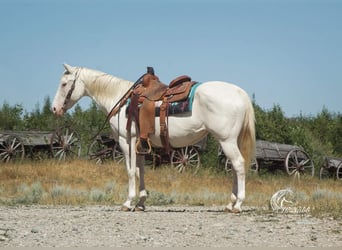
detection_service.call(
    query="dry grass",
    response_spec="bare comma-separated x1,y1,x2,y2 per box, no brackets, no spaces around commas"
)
1,160,341,218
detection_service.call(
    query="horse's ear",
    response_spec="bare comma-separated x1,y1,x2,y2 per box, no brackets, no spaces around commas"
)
63,63,76,74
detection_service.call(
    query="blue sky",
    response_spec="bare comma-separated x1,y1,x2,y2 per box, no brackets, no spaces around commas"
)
0,0,341,117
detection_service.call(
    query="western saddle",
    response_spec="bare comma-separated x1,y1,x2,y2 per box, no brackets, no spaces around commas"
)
109,67,195,155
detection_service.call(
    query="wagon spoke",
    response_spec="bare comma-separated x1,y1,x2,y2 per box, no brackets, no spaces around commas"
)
4,155,10,162
291,152,299,164
0,151,8,162
66,132,74,144
0,135,25,163
171,146,200,175
50,126,81,161
11,138,19,149
55,148,66,161
113,143,124,164
285,149,314,177
300,159,310,166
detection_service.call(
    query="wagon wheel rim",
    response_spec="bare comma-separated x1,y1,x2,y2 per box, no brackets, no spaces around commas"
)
217,154,228,171
250,158,259,172
217,146,231,174
0,135,25,163
285,149,314,177
112,142,124,164
51,127,81,161
319,167,332,180
224,159,232,174
336,162,342,181
171,146,200,175
88,137,112,164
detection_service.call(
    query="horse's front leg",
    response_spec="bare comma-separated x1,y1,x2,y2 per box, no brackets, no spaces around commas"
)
134,154,147,211
120,138,137,211
121,155,137,211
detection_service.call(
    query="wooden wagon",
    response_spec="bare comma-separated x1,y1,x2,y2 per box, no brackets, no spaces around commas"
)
88,134,207,174
319,156,342,180
87,134,124,165
218,140,314,177
0,126,81,163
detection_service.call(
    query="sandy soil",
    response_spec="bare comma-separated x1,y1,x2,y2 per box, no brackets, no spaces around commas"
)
1,205,342,247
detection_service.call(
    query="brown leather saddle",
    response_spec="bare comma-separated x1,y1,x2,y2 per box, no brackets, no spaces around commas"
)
133,75,194,102
107,68,195,154
131,73,195,153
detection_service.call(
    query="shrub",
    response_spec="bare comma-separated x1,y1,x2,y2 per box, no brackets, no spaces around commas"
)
15,182,45,204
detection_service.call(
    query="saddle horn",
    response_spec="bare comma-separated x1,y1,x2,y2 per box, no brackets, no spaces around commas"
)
147,66,154,75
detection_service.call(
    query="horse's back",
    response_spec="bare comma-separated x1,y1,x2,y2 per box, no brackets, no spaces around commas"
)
195,81,251,111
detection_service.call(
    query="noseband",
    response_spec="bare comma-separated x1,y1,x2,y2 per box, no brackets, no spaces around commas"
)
62,71,79,112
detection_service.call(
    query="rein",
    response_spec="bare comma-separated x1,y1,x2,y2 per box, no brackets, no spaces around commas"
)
90,72,147,141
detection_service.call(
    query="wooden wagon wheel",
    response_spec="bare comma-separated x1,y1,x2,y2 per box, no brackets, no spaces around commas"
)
88,136,114,164
28,145,52,161
218,156,229,172
50,126,81,161
112,142,124,164
0,135,25,163
336,162,342,181
319,166,333,180
217,146,232,173
250,158,259,172
144,148,162,169
221,158,259,174
171,145,200,174
217,146,258,174
285,149,314,177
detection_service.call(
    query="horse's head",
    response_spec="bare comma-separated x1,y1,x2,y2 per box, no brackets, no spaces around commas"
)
52,64,85,116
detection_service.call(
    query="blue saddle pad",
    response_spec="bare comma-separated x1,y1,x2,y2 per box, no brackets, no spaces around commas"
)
156,81,202,116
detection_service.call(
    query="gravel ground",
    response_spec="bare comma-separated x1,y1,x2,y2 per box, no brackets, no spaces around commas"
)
1,205,342,247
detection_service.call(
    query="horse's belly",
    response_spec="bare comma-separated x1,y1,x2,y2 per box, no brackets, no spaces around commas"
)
150,115,207,148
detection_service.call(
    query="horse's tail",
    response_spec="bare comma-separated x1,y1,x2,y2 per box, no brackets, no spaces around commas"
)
238,97,256,170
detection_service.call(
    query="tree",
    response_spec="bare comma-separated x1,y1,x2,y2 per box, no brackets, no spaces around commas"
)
0,102,24,130
254,103,290,144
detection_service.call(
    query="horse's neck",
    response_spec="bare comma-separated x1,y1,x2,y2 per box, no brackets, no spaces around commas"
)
80,68,133,114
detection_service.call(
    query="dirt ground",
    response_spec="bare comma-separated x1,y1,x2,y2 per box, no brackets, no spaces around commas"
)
1,205,342,247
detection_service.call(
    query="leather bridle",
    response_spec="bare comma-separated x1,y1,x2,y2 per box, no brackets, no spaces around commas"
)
62,70,79,112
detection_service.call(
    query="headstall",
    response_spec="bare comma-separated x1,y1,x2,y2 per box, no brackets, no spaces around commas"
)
62,70,79,112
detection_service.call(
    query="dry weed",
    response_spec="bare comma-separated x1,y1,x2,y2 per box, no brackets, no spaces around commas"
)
0,160,341,218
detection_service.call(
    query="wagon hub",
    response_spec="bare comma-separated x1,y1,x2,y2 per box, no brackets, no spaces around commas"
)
295,162,305,173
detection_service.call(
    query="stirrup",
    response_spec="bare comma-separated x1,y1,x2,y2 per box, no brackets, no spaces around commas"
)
136,138,152,155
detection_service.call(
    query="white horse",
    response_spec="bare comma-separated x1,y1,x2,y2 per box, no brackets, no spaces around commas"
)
52,64,255,212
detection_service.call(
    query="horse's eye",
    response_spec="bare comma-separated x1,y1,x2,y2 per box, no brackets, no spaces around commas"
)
62,83,67,87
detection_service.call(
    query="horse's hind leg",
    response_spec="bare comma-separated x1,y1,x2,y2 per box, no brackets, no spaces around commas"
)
220,140,246,213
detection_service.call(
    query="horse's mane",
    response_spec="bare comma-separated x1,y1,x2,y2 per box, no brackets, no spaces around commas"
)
80,67,133,102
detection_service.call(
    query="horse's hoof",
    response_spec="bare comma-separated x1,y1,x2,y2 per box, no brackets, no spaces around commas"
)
133,205,145,212
224,207,242,213
120,205,132,212
231,208,242,213
223,207,231,213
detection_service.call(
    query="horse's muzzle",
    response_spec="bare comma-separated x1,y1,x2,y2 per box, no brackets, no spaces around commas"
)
52,106,64,116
